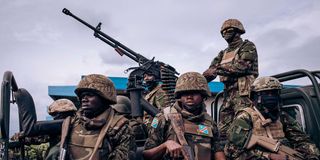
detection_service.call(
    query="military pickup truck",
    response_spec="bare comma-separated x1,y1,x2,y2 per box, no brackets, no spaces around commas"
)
1,69,319,159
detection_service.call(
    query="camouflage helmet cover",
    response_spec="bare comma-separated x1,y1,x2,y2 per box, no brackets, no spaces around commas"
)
251,76,282,92
75,74,117,104
220,19,245,34
174,72,211,98
48,99,77,115
112,95,131,114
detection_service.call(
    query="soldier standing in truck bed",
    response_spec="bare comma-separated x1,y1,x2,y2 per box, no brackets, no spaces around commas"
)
203,19,259,146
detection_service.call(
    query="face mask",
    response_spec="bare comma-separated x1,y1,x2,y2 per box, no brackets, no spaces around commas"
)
254,92,281,122
261,107,280,122
258,95,280,121
261,95,280,110
223,32,236,43
143,80,155,88
183,104,202,113
222,28,238,43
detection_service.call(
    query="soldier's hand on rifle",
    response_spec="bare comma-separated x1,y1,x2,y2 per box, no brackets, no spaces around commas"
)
164,140,183,158
268,153,289,160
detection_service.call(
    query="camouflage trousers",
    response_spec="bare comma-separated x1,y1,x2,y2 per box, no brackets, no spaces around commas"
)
218,89,251,147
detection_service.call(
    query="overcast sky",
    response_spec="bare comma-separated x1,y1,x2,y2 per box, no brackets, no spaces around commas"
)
1,0,320,134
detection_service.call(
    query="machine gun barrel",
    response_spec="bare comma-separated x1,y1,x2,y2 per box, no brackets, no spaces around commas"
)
62,8,149,64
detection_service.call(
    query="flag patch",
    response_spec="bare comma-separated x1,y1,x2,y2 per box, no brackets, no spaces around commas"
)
151,118,159,128
198,124,209,135
144,119,149,125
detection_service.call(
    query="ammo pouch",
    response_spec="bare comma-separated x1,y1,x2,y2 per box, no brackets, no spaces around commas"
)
238,75,255,96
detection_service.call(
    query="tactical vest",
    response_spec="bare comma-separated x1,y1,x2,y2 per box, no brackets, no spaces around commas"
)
163,107,214,160
144,84,166,126
219,40,255,96
66,109,127,160
145,84,167,110
243,107,285,139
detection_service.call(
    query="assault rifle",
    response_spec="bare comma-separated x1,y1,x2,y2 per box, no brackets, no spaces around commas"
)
245,134,304,160
62,8,178,117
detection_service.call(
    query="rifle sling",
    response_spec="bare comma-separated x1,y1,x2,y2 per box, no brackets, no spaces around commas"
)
60,116,71,150
167,113,188,145
252,106,274,139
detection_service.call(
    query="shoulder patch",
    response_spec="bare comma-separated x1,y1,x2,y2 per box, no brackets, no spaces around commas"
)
197,124,209,135
151,117,159,128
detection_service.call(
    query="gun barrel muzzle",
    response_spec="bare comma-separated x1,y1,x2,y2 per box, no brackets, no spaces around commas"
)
62,8,71,15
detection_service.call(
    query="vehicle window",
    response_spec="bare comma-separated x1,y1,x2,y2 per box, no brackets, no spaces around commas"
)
281,104,306,132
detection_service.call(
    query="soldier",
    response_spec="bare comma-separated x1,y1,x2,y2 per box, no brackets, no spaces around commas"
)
51,74,134,160
112,95,148,141
203,19,259,144
45,99,77,159
48,98,77,120
10,99,77,159
225,76,320,159
143,70,169,127
143,72,226,160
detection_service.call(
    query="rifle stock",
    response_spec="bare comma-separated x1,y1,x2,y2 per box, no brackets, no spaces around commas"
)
245,134,304,160
181,145,195,160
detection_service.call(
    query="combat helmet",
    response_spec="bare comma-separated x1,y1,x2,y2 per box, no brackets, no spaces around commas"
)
112,95,131,114
174,72,211,98
75,74,117,104
251,76,282,93
220,19,245,34
48,98,77,116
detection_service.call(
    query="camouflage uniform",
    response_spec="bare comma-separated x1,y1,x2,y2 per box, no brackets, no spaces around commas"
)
203,19,258,143
112,95,148,141
225,108,320,159
144,72,223,160
144,79,170,128
225,77,320,159
50,74,134,160
145,84,168,111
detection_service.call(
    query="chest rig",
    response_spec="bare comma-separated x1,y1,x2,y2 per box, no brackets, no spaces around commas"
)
219,47,240,83
243,107,285,139
164,107,214,160
68,123,111,160
62,109,126,160
219,40,255,96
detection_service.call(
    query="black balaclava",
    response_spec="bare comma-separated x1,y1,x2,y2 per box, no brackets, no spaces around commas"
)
253,90,281,122
222,28,241,44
